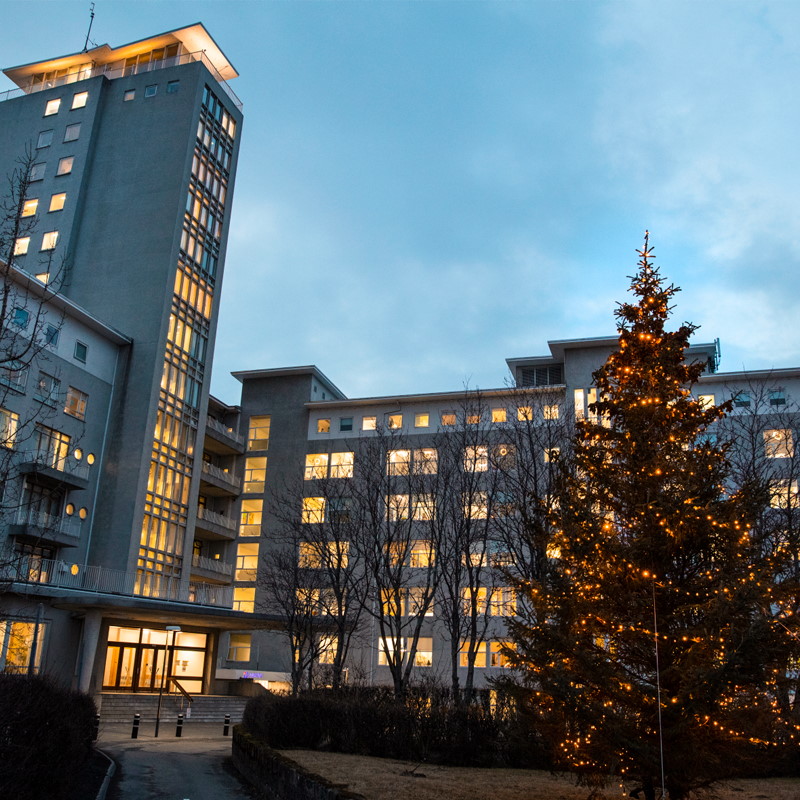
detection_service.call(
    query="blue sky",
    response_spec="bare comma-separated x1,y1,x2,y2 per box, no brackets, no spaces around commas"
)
2,1,799,405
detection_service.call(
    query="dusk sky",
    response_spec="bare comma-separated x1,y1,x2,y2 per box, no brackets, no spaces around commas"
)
2,1,799,405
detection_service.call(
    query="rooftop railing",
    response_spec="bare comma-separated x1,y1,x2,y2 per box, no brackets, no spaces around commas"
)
0,50,242,110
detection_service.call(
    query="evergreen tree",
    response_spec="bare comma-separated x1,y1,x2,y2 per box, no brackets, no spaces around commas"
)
506,235,800,799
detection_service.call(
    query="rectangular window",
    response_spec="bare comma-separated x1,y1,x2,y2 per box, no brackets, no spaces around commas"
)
409,540,434,568
167,80,180,94
733,391,750,408
441,412,456,426
771,391,787,406
464,445,489,472
0,408,20,449
239,499,263,536
233,587,255,613
36,130,53,148
573,389,585,420
227,633,251,661
467,413,481,425
41,230,58,250
71,91,88,109
460,641,487,668
698,394,715,409
362,416,376,431
13,237,29,256
63,123,81,142
412,493,436,521
517,406,533,421
244,457,267,493
317,418,330,434
543,404,560,420
339,417,353,432
765,429,794,459
388,414,403,429
12,307,29,328
1,619,47,674
488,587,517,616
330,452,354,478
414,637,433,667
415,413,429,428
123,89,135,102
298,540,348,568
387,449,410,475
44,98,61,116
64,386,88,420
413,448,437,475
247,416,271,450
49,193,66,212
145,84,158,98
544,447,560,463
771,480,799,509
305,454,328,480
491,408,506,423
318,634,337,664
44,324,59,347
493,443,516,470
490,641,513,668
35,371,60,404
74,341,88,362
0,364,27,392
235,542,259,582
301,497,325,524
464,492,488,520
30,163,45,181
387,494,410,521
21,199,38,217
56,156,74,176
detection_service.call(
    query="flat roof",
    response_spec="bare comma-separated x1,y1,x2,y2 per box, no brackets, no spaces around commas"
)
4,22,238,88
233,365,347,400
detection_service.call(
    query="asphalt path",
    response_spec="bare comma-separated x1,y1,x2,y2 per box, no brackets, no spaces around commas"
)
99,722,256,800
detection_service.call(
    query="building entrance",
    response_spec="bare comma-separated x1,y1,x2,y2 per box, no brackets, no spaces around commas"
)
102,626,207,692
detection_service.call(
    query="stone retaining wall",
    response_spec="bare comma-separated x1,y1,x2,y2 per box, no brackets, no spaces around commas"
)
231,727,367,800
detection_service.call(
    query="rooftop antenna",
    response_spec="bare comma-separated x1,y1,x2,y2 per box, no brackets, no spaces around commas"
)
82,2,96,53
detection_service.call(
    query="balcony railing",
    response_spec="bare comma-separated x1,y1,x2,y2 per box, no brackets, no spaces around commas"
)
0,50,243,110
197,507,237,531
206,416,244,446
1,555,234,608
15,509,81,539
201,461,242,489
20,449,90,481
191,553,233,577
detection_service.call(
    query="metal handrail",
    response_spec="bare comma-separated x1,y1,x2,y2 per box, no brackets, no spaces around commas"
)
206,416,244,445
201,461,242,489
191,552,233,576
197,507,237,531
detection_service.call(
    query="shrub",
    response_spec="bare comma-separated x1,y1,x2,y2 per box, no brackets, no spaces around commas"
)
0,674,97,800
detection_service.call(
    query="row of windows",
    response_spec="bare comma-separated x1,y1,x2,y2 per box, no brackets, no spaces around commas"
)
316,404,560,434
43,91,88,116
28,155,74,183
36,122,81,149
377,638,512,669
0,368,88,420
123,80,180,102
14,228,60,255
21,192,68,217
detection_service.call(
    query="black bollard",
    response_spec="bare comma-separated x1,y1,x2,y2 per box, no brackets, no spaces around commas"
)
92,713,100,742
131,713,140,739
223,713,230,737
176,713,184,738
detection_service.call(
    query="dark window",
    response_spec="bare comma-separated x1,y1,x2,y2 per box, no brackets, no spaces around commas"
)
339,417,353,432
74,341,88,363
144,85,157,98
167,80,180,94
123,89,135,102
36,130,53,148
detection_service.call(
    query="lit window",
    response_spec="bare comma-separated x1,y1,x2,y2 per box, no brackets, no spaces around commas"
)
459,641,487,668
13,237,30,256
543,404,560,420
463,492,488,520
65,503,75,515
413,448,437,475
71,91,88,109
35,371,59,404
317,418,330,434
362,416,376,431
227,633,251,661
489,587,516,616
697,394,715,409
412,494,436,521
464,445,489,472
167,80,180,94
64,123,81,142
388,414,402,429
56,156,74,175
0,408,19,449
771,480,799,509
441,412,456,426
0,619,47,673
299,540,348,568
247,415,270,450
301,497,325,524
415,637,433,666
73,448,82,460
467,413,481,425
517,406,533,421
123,89,135,102
330,452,354,478
239,499,263,536
145,84,158,98
318,635,337,664
44,98,61,116
235,542,259,581
74,341,88,362
544,447,560,463
765,429,794,459
12,308,29,328
49,193,66,212
409,540,434,567
492,444,515,470
44,324,59,347
36,130,53,148
35,272,50,285
574,389,585,419
305,453,329,480
30,163,45,181
87,453,95,464
771,391,787,406
491,408,506,423
21,199,38,217
387,449,410,475
339,417,353,432
64,386,88,420
78,507,87,520
41,230,58,250
461,586,489,615
415,413,429,428
406,587,433,617
244,457,267,492
387,494,410,521
490,641,513,668
233,587,255,613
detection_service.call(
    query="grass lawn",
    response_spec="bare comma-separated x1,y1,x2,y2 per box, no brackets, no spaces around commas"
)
283,749,800,800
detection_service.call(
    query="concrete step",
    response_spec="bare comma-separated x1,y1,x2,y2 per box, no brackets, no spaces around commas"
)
98,693,249,723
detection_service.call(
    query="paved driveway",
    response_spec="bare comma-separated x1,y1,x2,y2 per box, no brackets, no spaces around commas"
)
99,722,256,800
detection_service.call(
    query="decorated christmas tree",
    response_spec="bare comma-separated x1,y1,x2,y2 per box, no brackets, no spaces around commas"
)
506,235,800,799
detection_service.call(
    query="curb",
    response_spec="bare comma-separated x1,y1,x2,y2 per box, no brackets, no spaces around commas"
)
94,748,117,800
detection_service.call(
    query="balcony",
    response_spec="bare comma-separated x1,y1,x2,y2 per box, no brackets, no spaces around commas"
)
195,507,237,541
0,50,242,110
205,416,245,455
19,449,90,490
1,555,234,608
200,461,241,497
190,553,233,582
10,509,81,547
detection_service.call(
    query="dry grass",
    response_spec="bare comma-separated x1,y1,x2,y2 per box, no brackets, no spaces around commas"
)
282,749,800,800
